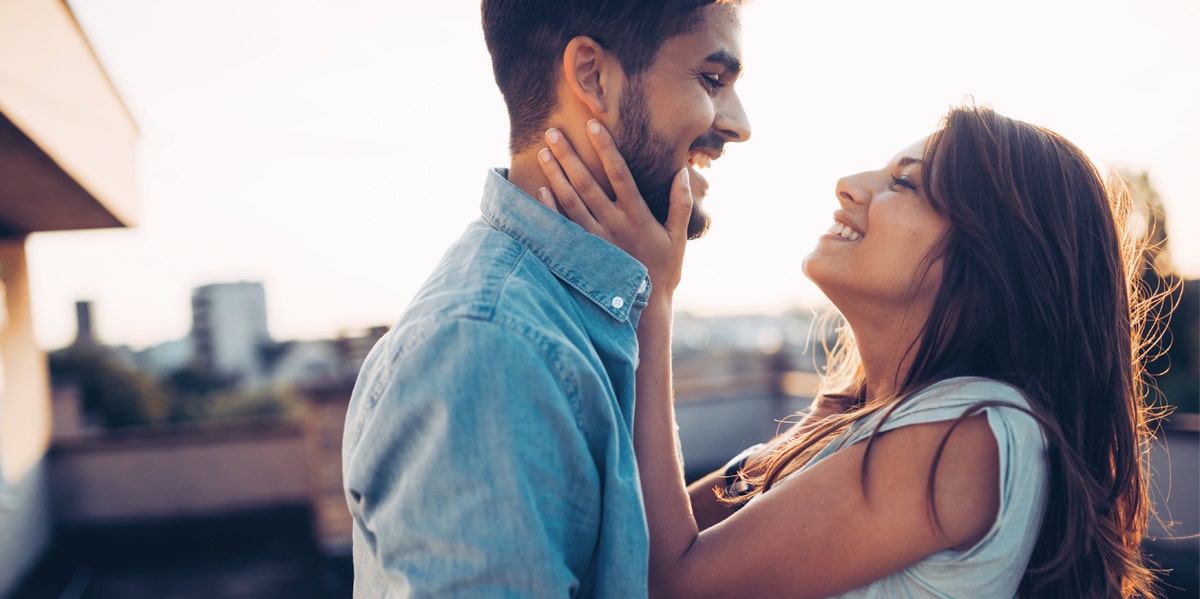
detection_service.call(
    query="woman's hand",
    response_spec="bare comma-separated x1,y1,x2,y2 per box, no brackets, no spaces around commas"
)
535,119,693,299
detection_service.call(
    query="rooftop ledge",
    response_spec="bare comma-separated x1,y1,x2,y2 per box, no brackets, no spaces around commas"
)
0,0,139,236
1165,411,1200,433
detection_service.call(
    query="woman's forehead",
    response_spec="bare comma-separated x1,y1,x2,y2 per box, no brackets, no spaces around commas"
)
890,136,929,166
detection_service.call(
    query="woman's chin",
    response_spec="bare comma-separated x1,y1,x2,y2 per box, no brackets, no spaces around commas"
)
800,252,816,281
800,249,831,284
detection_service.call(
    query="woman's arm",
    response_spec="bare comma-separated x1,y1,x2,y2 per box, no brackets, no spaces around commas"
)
535,123,699,591
535,122,1002,598
688,399,855,532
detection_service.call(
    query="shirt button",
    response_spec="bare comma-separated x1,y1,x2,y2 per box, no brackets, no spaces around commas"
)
611,296,625,309
638,278,648,294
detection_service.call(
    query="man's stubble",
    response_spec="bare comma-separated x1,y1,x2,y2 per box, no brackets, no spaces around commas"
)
615,77,711,240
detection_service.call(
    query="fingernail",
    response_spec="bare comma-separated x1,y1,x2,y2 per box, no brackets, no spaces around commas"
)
680,167,690,189
546,128,561,144
587,120,600,135
539,187,552,202
539,148,552,163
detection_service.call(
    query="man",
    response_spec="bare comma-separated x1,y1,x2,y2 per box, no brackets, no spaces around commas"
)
342,1,750,596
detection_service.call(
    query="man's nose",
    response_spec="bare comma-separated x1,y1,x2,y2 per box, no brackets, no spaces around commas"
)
714,91,751,143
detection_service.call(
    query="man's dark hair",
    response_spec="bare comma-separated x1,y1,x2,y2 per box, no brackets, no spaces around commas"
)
482,0,733,153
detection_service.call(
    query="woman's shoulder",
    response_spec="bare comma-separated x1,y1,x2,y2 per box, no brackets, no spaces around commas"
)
829,376,1044,455
825,378,1050,596
881,376,1034,427
914,375,1030,405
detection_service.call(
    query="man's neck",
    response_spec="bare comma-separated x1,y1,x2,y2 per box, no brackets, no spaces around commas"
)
503,119,616,204
506,151,555,202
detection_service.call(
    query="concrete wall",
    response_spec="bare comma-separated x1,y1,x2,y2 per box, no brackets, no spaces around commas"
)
0,461,52,596
0,240,50,488
0,240,53,597
49,423,309,524
0,2,139,593
299,383,354,553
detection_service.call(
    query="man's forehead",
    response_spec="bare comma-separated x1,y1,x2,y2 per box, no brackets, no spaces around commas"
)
660,4,743,67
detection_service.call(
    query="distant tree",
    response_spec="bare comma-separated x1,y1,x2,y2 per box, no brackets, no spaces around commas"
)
162,363,299,424
162,364,238,423
48,344,169,427
193,386,301,422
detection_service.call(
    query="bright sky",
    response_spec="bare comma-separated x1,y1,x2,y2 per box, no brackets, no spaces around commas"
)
29,0,1200,350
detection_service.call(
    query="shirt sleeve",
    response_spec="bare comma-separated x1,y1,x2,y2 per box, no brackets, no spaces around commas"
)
343,317,598,598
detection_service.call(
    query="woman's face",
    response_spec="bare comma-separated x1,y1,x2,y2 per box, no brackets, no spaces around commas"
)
802,137,950,314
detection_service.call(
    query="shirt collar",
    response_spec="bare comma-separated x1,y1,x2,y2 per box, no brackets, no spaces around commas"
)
481,168,650,322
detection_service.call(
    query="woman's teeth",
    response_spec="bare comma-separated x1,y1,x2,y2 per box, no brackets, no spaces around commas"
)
828,221,863,241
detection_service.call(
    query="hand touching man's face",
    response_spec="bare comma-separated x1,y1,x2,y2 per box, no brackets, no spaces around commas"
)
612,3,751,240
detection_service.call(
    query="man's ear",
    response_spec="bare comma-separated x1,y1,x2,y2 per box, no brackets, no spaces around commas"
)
562,36,622,116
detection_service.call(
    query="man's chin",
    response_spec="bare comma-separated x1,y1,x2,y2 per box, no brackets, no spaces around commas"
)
685,166,711,240
686,207,711,240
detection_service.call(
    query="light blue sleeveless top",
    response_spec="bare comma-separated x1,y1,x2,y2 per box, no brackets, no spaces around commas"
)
798,377,1049,598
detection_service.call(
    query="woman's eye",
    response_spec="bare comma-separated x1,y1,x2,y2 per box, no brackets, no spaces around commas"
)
890,175,918,192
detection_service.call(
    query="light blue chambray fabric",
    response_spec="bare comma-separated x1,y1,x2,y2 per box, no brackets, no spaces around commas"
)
343,169,652,598
808,377,1049,599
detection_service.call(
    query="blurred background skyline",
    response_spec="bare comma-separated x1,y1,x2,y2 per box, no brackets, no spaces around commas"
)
29,0,1200,350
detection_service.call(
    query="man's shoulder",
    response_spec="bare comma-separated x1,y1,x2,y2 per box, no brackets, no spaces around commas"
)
403,222,582,332
347,310,579,434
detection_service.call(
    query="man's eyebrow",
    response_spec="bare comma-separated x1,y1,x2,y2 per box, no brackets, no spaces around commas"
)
705,49,742,75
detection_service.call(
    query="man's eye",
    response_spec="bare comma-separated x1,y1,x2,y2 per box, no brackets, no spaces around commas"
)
700,73,724,90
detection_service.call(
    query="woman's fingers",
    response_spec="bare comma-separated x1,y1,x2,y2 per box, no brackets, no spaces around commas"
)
583,120,655,223
535,122,688,296
666,167,694,242
581,119,690,244
534,185,558,213
537,143,602,235
543,128,620,226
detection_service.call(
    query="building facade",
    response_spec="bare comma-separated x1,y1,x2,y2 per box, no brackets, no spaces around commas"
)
190,281,272,384
0,0,139,593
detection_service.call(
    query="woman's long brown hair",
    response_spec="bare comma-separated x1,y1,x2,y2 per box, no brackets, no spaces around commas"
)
728,104,1165,597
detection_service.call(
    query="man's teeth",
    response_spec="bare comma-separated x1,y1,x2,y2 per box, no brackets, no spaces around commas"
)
689,153,712,169
828,222,863,241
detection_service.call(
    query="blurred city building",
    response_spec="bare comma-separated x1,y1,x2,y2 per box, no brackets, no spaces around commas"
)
0,0,139,594
127,281,373,390
190,282,273,385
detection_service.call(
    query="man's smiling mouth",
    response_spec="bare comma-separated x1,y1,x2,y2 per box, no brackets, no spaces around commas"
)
688,147,722,169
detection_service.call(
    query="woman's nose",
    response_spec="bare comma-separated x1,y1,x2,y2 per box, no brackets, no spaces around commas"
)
835,173,871,205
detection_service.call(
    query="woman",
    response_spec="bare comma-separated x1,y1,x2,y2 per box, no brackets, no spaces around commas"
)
535,104,1161,597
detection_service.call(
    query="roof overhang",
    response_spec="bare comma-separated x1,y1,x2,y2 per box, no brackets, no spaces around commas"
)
0,0,140,236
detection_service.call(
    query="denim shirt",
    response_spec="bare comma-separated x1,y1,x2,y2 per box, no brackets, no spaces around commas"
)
343,169,652,598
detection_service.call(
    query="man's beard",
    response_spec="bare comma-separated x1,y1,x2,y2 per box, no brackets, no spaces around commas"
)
615,79,713,240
